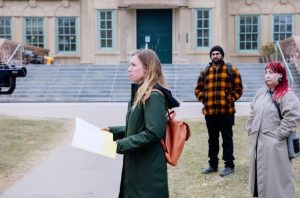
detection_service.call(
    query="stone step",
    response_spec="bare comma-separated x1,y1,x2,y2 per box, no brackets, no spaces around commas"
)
1,63,299,103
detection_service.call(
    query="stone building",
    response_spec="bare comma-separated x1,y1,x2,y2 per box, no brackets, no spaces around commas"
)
0,0,299,64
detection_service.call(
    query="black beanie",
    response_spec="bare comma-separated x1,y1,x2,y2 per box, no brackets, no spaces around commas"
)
210,45,224,57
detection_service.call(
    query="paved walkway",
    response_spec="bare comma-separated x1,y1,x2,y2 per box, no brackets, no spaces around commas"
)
0,102,250,198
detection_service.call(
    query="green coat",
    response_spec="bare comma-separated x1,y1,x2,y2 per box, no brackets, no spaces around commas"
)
109,90,169,198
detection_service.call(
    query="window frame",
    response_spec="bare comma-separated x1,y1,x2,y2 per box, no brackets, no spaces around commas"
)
23,17,45,48
194,8,211,49
272,14,294,42
237,14,260,52
56,17,78,54
97,9,115,50
0,17,12,40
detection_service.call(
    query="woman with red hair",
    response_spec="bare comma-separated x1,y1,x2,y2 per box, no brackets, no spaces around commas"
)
246,61,300,197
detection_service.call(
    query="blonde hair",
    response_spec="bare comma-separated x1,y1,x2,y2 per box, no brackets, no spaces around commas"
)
131,49,168,109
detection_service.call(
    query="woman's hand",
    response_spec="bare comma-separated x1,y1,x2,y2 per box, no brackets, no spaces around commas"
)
101,128,110,132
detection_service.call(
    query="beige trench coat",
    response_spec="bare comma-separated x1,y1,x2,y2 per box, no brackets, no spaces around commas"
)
246,86,300,198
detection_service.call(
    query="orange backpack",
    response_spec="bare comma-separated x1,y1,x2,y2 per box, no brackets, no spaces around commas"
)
160,110,191,166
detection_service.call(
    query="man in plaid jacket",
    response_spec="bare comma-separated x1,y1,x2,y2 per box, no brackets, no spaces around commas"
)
195,45,243,177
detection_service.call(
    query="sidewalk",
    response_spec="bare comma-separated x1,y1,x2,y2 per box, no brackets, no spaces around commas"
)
0,102,250,198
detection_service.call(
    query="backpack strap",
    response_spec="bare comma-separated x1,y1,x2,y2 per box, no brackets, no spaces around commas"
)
201,64,210,92
152,88,171,119
268,91,283,119
202,64,210,80
226,64,233,91
269,92,283,120
226,64,233,81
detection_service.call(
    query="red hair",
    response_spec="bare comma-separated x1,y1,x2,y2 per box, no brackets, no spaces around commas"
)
265,61,289,100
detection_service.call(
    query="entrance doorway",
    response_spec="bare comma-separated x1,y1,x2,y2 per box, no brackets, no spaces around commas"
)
137,9,172,64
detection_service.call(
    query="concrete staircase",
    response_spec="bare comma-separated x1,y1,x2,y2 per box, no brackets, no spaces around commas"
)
0,63,299,102
289,63,300,97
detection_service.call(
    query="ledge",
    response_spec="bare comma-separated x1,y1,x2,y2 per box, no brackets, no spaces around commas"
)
95,51,120,55
118,0,188,8
53,54,80,58
230,52,260,57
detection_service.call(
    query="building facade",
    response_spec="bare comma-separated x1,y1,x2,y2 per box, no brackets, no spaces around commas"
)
0,0,299,64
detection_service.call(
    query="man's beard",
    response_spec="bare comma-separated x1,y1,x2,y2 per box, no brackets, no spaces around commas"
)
212,58,223,65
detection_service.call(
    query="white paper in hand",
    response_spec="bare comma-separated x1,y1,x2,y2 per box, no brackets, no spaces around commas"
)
71,117,117,159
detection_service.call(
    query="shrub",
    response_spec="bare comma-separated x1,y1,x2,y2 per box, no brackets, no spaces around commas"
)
260,42,275,57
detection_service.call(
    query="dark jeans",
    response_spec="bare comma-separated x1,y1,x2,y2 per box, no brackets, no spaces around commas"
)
205,114,235,169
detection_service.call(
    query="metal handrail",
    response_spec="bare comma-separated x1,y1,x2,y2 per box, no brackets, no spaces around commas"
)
276,41,294,85
6,43,22,66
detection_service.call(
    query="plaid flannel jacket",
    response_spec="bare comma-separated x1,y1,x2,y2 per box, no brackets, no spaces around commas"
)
195,63,243,115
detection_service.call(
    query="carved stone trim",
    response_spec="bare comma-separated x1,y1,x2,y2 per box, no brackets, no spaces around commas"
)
245,0,254,6
118,0,187,8
29,0,37,8
62,0,70,8
280,0,288,4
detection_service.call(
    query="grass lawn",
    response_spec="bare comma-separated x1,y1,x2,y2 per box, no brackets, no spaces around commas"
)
168,116,300,198
0,114,74,191
0,114,299,197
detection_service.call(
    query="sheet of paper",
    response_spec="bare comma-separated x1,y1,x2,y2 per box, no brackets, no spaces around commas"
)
71,117,117,159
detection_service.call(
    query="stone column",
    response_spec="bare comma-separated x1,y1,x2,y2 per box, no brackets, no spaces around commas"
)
260,14,270,44
297,14,300,35
178,6,188,63
13,17,22,43
80,0,93,63
118,7,128,63
215,0,230,60
47,16,56,56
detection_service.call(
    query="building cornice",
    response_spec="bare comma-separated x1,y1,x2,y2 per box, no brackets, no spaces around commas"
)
29,0,37,8
118,0,188,8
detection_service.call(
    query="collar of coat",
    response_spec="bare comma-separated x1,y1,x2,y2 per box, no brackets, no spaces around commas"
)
130,83,180,109
209,60,225,67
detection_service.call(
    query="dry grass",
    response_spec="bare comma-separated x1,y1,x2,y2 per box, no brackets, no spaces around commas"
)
0,114,74,191
0,115,299,197
168,116,300,198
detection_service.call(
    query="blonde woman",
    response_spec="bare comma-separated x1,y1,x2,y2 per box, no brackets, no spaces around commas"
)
103,49,179,198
